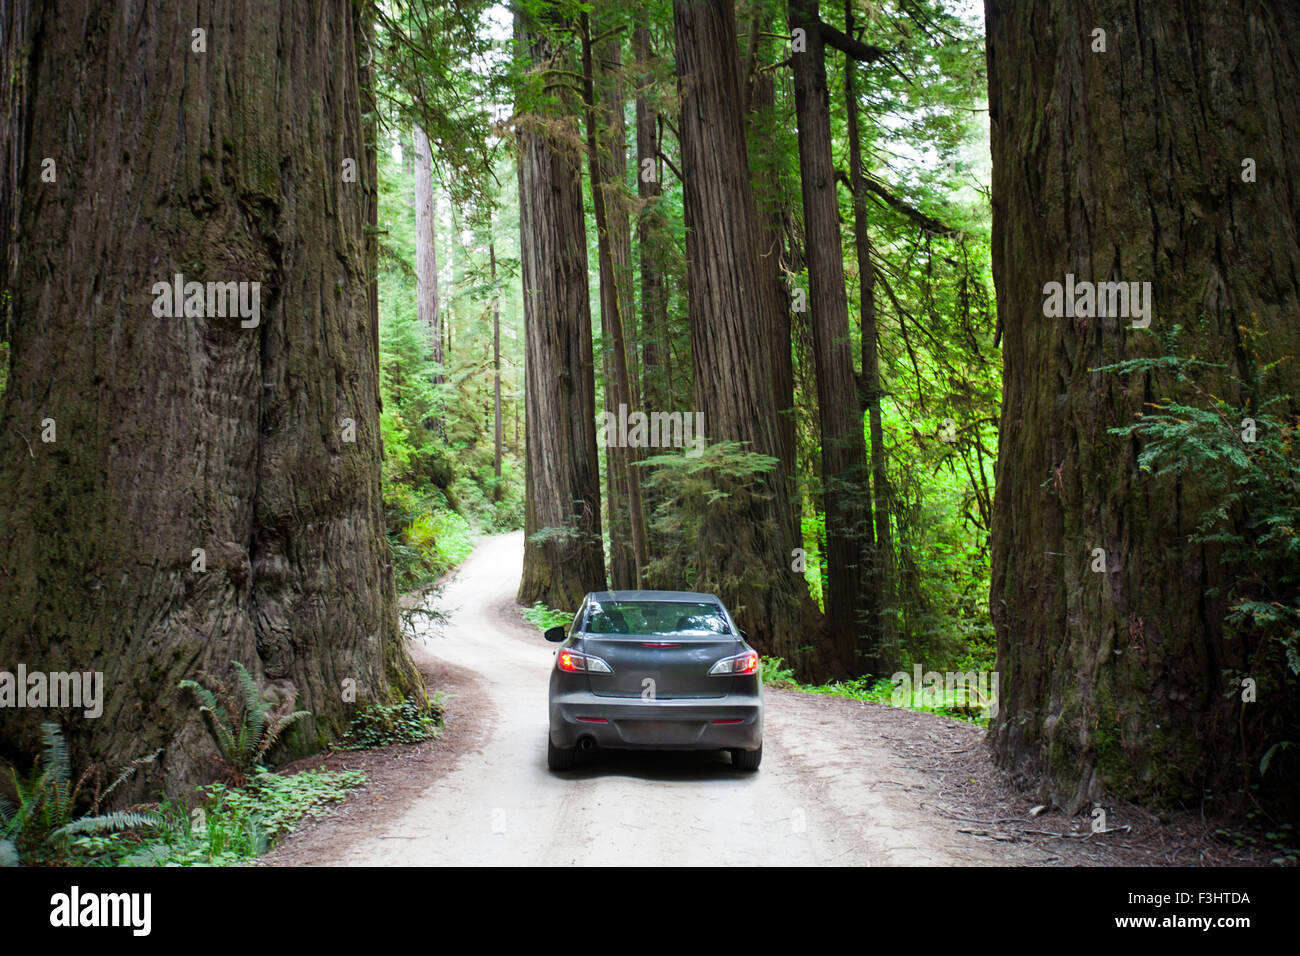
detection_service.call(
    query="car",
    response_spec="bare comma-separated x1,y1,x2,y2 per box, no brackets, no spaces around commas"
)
543,590,763,772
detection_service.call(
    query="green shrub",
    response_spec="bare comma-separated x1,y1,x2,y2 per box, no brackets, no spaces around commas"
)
65,768,367,867
523,602,573,633
332,695,445,750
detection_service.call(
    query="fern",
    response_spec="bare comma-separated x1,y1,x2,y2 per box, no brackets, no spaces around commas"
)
1097,324,1300,785
0,723,160,864
52,811,160,841
180,661,313,784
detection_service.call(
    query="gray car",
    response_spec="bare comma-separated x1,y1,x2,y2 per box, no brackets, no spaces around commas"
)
544,590,763,772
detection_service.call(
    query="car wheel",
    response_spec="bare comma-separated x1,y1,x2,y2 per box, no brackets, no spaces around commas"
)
547,735,577,771
730,744,762,771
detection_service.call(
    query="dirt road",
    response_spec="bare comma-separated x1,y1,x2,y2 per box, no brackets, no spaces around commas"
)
277,532,1050,867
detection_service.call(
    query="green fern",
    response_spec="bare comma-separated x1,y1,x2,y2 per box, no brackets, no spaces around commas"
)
0,723,160,865
52,811,160,842
180,661,312,784
1097,323,1300,786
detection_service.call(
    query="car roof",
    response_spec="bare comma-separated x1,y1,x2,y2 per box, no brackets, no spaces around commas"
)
585,590,722,604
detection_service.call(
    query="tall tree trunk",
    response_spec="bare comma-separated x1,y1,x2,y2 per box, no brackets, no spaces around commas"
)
633,25,676,583
515,3,608,611
491,240,502,482
789,0,875,675
749,69,800,546
987,0,1300,811
673,0,824,678
842,0,894,662
413,125,443,388
0,0,419,791
582,11,649,589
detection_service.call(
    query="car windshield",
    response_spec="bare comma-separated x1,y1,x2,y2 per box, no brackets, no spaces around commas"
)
584,600,731,635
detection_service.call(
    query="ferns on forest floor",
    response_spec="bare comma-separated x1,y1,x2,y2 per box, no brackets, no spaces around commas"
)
179,661,310,787
0,722,160,866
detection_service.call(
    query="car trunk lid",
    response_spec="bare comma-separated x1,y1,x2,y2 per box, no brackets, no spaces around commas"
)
581,633,738,699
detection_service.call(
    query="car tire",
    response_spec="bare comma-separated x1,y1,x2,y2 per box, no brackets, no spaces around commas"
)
730,744,762,771
548,735,577,771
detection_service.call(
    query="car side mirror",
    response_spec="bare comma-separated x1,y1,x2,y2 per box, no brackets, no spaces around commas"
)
544,626,567,643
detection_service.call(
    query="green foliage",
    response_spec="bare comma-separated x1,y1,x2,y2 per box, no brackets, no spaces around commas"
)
639,442,781,589
0,722,160,866
207,770,367,843
807,674,989,724
367,0,504,219
523,601,573,632
332,696,445,750
63,768,366,867
761,657,991,724
1097,326,1300,789
375,136,523,594
178,661,310,786
1214,817,1298,866
386,488,476,592
759,656,797,688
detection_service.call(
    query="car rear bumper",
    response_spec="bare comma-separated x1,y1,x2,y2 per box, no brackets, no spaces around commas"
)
549,690,763,751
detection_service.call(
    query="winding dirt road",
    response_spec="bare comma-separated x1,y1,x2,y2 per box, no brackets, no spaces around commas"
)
278,532,1056,866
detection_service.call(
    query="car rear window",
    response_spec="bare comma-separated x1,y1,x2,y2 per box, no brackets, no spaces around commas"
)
584,600,731,635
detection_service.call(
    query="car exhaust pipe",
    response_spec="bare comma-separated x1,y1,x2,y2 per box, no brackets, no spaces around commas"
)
577,736,596,752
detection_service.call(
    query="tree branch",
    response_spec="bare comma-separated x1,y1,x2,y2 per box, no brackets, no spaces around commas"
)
818,21,888,64
842,168,966,239
657,149,683,185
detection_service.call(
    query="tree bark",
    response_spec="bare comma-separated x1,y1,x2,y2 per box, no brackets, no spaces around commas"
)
0,0,420,791
749,70,800,546
582,11,649,589
789,0,875,676
633,24,675,581
842,0,895,661
515,3,608,611
673,0,823,677
987,0,1300,810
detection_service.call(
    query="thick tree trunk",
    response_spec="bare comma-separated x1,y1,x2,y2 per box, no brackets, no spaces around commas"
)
0,0,420,791
987,0,1300,810
515,4,608,611
789,0,875,676
413,125,443,388
673,0,823,678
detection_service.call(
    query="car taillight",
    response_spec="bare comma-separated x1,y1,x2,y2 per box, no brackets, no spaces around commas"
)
709,650,759,676
556,649,612,674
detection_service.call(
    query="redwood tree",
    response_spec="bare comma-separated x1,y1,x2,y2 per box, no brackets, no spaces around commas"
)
673,0,822,676
788,0,877,675
582,10,649,589
515,2,608,611
0,0,419,791
987,0,1300,810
